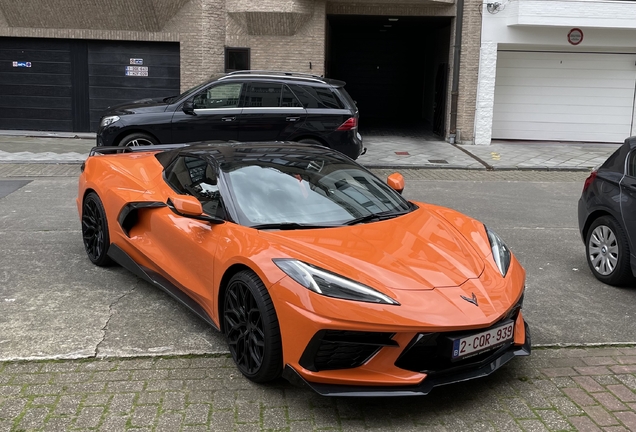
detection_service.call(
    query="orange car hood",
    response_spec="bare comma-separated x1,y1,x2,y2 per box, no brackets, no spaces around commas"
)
259,207,485,290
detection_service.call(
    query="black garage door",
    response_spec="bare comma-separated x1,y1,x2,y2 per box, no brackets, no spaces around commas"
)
0,37,180,133
0,38,73,131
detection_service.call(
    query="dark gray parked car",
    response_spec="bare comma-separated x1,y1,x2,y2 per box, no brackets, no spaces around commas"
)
578,136,636,285
96,71,364,160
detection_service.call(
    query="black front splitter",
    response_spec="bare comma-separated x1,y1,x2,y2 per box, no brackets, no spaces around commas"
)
283,325,531,397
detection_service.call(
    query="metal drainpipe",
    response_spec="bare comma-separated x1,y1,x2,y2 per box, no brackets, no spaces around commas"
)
449,0,465,144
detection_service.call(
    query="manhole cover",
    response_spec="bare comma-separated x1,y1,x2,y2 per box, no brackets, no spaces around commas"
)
428,159,448,164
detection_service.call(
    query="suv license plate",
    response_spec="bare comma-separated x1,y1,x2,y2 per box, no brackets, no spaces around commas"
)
450,321,514,360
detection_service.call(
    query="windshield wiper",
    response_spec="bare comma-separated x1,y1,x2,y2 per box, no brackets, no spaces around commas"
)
345,210,410,226
251,222,336,231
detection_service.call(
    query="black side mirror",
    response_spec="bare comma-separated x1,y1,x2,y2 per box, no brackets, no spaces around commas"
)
182,100,196,115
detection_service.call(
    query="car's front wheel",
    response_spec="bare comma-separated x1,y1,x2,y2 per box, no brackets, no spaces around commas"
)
223,270,282,383
118,132,157,147
81,192,113,266
586,215,633,285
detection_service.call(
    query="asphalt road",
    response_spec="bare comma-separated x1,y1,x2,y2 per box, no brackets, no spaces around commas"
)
0,172,634,363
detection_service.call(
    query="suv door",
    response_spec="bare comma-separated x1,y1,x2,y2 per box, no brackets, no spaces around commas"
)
171,82,243,142
238,82,307,141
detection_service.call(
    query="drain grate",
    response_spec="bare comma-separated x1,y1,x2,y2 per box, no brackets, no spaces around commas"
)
428,159,448,164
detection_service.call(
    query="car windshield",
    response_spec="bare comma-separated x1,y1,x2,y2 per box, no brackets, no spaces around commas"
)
220,150,412,228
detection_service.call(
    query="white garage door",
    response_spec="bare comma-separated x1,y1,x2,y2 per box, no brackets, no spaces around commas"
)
492,51,636,143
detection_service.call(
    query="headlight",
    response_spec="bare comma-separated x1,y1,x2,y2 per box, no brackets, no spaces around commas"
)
485,226,511,277
100,115,120,127
273,259,399,305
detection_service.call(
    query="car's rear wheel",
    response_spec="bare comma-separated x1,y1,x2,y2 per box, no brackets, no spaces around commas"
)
223,270,282,383
118,132,157,147
81,192,113,266
586,215,633,285
298,138,323,146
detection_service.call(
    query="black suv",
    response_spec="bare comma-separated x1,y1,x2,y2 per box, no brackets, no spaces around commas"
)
96,71,364,159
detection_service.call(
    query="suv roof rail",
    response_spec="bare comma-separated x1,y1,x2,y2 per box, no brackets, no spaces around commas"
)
221,70,325,82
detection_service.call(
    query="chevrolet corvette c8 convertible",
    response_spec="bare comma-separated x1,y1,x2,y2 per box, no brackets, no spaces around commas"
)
77,141,530,396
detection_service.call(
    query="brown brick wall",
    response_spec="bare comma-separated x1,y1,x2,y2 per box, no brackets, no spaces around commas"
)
226,1,326,76
455,0,482,143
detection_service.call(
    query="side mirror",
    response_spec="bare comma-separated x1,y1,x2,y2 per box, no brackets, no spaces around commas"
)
387,173,405,194
182,100,196,115
167,196,224,224
171,196,203,216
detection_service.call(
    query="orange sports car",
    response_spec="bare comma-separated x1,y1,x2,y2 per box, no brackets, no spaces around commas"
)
77,142,530,396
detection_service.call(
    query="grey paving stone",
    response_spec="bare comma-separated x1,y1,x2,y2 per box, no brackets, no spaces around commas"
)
16,406,49,430
130,404,158,427
75,406,105,429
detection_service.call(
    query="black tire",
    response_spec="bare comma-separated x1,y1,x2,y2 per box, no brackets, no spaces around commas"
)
585,215,633,286
118,132,157,147
298,138,324,146
81,192,113,267
223,270,282,383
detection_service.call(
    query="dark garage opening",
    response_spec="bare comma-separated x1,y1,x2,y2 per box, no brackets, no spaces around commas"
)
326,15,451,138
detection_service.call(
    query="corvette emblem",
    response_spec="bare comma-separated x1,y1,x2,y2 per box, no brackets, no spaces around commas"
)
461,292,479,306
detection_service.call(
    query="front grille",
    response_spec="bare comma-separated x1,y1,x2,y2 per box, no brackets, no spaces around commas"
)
396,297,524,374
299,330,397,372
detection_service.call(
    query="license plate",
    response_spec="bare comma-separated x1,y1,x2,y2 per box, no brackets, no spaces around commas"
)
450,321,514,360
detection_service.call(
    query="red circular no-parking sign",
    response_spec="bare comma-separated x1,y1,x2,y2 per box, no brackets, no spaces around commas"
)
568,28,584,45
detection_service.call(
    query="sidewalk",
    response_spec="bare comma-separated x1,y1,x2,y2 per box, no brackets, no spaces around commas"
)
0,346,635,431
0,131,622,170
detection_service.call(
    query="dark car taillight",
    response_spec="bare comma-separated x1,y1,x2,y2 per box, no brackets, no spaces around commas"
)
336,117,357,131
583,170,598,192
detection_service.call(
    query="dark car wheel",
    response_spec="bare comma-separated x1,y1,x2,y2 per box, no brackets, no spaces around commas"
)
586,215,633,286
298,138,324,146
223,270,282,383
118,132,157,147
82,192,113,267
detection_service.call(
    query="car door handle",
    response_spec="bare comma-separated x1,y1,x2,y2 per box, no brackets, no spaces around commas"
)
221,116,236,122
286,116,301,122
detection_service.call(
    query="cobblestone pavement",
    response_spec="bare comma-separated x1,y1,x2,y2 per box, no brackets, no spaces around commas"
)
0,347,634,431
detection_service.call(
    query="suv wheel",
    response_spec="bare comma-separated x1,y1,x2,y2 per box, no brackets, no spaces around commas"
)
119,133,157,147
298,138,324,147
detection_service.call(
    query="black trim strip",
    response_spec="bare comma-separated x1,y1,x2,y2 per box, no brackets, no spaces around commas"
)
107,244,219,331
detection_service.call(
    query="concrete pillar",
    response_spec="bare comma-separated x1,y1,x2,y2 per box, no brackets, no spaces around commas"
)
473,41,497,145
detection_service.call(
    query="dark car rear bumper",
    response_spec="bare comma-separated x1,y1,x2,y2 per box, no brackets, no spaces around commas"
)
283,322,531,397
329,130,363,160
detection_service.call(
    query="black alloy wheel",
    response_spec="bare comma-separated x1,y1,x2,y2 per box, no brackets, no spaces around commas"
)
81,192,113,266
585,215,633,286
223,270,282,383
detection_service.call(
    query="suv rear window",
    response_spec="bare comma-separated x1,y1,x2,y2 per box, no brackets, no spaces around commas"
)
288,84,343,109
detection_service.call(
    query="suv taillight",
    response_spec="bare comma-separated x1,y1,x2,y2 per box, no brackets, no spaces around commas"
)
583,170,598,192
336,117,357,131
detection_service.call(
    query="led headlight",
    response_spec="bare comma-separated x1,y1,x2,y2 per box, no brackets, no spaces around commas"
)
273,259,399,305
100,115,120,127
485,226,511,277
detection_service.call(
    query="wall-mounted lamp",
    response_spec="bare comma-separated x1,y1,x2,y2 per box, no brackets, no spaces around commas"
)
486,2,504,13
